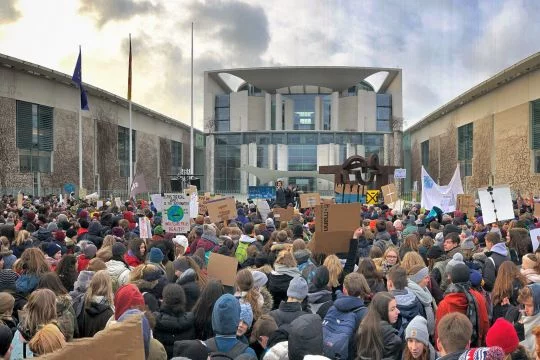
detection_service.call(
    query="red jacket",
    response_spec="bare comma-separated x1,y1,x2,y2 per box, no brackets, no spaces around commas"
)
124,253,142,268
435,289,489,346
77,254,91,272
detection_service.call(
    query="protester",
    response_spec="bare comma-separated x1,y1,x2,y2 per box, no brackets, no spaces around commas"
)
435,312,473,360
76,270,114,338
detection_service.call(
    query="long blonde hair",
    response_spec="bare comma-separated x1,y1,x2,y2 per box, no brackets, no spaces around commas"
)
21,289,57,338
323,255,343,288
28,323,66,355
14,230,30,247
85,270,114,308
20,248,50,275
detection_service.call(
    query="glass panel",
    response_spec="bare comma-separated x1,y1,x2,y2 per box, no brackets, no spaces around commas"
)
244,133,256,144
364,134,383,146
376,120,391,132
335,134,351,144
376,94,392,107
32,104,38,146
288,145,317,171
319,133,334,144
19,154,31,172
272,133,286,144
215,107,229,121
215,94,230,107
377,107,391,120
215,121,230,132
350,134,363,145
257,134,270,145
535,152,540,173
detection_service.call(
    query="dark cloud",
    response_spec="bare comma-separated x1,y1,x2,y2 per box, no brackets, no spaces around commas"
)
79,0,162,28
0,0,21,24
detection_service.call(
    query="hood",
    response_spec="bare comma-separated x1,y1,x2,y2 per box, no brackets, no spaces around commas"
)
441,292,469,312
289,314,323,360
36,228,52,242
391,288,418,306
177,268,197,285
307,288,332,303
294,249,311,265
376,231,391,241
86,300,112,316
56,294,72,313
15,274,39,294
489,242,508,257
201,233,219,245
239,234,255,244
88,221,102,236
529,283,540,316
106,259,129,277
333,293,366,312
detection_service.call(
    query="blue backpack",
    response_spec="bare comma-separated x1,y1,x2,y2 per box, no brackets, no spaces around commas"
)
322,305,366,360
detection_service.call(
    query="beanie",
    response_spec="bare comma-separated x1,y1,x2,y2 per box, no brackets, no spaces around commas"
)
154,225,165,236
470,269,482,287
443,224,461,237
486,318,519,354
173,235,189,249
212,294,240,335
111,226,125,238
405,315,429,346
458,347,505,360
251,270,268,288
0,324,13,357
112,242,127,258
173,340,209,360
287,276,308,300
162,283,186,307
239,303,254,328
409,266,429,285
446,253,465,274
148,247,164,264
84,244,97,259
0,270,18,292
66,228,77,239
450,263,470,284
201,224,218,244
114,284,145,320
45,243,62,258
173,258,191,272
427,245,444,260
265,218,274,227
118,309,150,359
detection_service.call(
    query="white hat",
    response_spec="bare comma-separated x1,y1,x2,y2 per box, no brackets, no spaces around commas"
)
173,235,189,249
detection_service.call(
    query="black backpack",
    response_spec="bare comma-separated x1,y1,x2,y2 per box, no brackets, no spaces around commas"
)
206,338,249,360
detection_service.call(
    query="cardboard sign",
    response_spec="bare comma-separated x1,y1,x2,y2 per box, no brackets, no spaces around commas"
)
207,252,239,286
206,197,236,223
17,193,22,208
534,205,540,219
334,184,366,195
322,198,335,205
308,203,362,254
388,199,405,213
114,197,122,208
457,194,475,218
381,184,398,204
162,193,190,233
478,185,514,224
256,199,271,221
138,216,152,239
366,190,380,205
299,193,321,209
151,194,163,212
39,314,145,360
273,207,294,222
394,168,407,179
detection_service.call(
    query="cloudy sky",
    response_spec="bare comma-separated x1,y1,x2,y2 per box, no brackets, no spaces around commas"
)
0,0,538,129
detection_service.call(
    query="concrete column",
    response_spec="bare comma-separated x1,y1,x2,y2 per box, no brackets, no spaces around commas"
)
248,142,257,186
206,134,215,193
393,131,402,167
346,143,356,158
284,98,294,130
317,144,331,191
265,93,271,130
267,144,275,186
331,92,339,130
277,143,288,184
314,96,321,130
275,94,283,130
334,144,341,164
240,144,248,194
357,144,366,157
383,133,392,166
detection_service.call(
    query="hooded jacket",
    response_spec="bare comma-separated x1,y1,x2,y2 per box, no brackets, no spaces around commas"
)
267,266,300,310
358,321,402,360
373,231,393,252
483,242,510,292
77,297,114,338
176,269,200,311
106,259,131,289
79,222,104,248
391,288,422,337
270,301,309,327
153,307,195,358
307,288,333,318
288,314,323,360
295,249,317,284
520,283,540,355
407,279,436,336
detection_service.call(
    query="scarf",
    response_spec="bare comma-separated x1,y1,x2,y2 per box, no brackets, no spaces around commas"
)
273,264,301,278
446,282,480,347
407,279,436,335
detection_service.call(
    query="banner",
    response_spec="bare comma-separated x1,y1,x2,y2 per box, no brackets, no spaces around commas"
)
299,193,321,209
421,165,464,212
477,185,514,224
162,193,190,233
205,197,236,223
248,186,276,199
150,194,163,212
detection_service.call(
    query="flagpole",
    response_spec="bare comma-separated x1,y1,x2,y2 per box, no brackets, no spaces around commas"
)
78,45,83,192
190,22,194,175
128,34,133,193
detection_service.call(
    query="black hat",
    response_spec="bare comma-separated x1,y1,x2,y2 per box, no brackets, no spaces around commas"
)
443,224,461,237
0,324,13,357
450,263,470,284
0,270,18,292
427,245,444,260
112,242,127,258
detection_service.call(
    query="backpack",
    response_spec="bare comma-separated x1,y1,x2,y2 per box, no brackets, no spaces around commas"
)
235,242,249,264
205,338,248,360
322,306,366,360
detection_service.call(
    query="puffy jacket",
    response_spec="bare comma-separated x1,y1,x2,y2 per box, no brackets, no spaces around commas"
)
267,272,296,310
106,260,131,291
77,298,114,338
483,243,510,292
176,269,200,311
270,301,309,327
56,294,76,341
153,308,195,358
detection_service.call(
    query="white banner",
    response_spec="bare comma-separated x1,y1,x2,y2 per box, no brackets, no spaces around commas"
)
478,185,514,224
162,193,190,234
421,165,464,212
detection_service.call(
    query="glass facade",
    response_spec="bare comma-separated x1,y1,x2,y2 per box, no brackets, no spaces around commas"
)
376,94,392,132
458,123,473,176
421,140,429,170
215,95,230,132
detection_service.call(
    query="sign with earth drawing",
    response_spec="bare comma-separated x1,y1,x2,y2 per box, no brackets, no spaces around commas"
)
162,193,190,234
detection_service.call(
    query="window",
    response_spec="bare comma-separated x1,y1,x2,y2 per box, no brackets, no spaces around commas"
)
214,94,230,132
118,126,136,178
531,100,540,173
171,140,183,175
376,94,392,132
323,96,332,130
421,140,429,170
16,101,53,173
458,123,473,176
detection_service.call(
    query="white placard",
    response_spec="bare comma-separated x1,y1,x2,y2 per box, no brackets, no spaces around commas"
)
394,168,407,179
162,193,190,234
189,192,199,218
151,194,163,212
531,228,540,252
139,216,152,239
96,200,103,209
256,199,271,221
477,185,514,224
114,197,122,208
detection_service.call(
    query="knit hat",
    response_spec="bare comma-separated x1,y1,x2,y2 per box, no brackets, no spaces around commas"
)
443,224,461,237
0,292,14,317
173,340,209,360
54,230,66,242
212,294,240,335
427,245,444,260
148,247,164,264
112,242,127,258
162,283,186,307
111,226,125,238
47,222,58,232
265,218,274,227
73,270,94,293
239,303,254,328
486,318,519,354
79,210,89,219
0,324,13,357
114,284,145,320
84,244,97,259
154,225,165,236
470,269,482,287
173,235,189,249
402,225,418,238
405,315,429,346
118,309,150,359
251,270,268,288
460,236,475,250
311,266,330,290
287,276,308,300
450,263,470,284
446,253,465,274
173,257,191,272
45,243,62,258
475,216,484,226
201,224,218,244
522,255,537,270
457,346,505,360
66,228,77,239
0,270,18,292
409,266,429,285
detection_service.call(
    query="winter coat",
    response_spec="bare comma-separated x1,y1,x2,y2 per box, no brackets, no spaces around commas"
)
483,243,510,292
357,237,372,259
106,259,131,291
260,286,274,314
264,341,289,360
307,288,333,319
15,273,39,296
131,277,167,303
56,294,76,341
77,297,114,338
12,241,32,258
407,280,436,336
358,321,402,360
275,188,286,208
77,254,92,273
391,288,423,338
270,301,309,327
124,251,143,268
267,266,300,310
373,231,393,252
288,314,323,360
78,222,104,248
176,269,200,311
295,250,317,284
153,308,195,358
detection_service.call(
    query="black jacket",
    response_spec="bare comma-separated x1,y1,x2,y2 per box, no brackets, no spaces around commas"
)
270,301,309,327
79,222,104,248
153,308,195,358
267,273,295,310
288,314,323,360
275,188,286,208
176,271,200,311
482,244,510,292
77,300,114,338
380,321,403,359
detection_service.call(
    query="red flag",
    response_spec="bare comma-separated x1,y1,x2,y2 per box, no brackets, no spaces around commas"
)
128,34,132,101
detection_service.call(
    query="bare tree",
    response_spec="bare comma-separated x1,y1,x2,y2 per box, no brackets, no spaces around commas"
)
159,138,171,192
94,105,118,191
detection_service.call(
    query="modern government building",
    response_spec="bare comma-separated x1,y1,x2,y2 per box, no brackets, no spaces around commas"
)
203,67,404,194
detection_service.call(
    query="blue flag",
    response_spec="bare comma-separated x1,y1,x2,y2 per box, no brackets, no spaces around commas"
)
72,47,89,110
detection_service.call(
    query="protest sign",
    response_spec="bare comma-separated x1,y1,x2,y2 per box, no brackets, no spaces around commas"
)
79,187,87,199
299,193,321,209
322,198,335,205
535,205,540,219
150,194,163,212
394,168,407,179
248,186,276,199
17,193,22,208
457,194,475,218
184,185,198,197
273,207,294,222
138,216,152,239
388,199,405,213
256,199,271,221
206,197,236,223
421,166,463,212
381,184,398,204
308,203,362,254
334,184,366,203
114,197,122,208
162,193,190,233
189,192,199,218
531,228,540,252
96,200,103,209
478,185,514,224
366,190,380,205
207,252,239,286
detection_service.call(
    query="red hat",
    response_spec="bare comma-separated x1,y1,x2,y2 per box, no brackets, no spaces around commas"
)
78,210,89,219
114,284,145,320
486,318,519,354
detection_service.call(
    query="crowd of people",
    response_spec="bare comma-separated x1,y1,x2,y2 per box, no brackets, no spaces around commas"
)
0,192,539,359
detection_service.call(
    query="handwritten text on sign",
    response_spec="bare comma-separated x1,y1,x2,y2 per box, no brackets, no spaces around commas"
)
163,193,190,234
